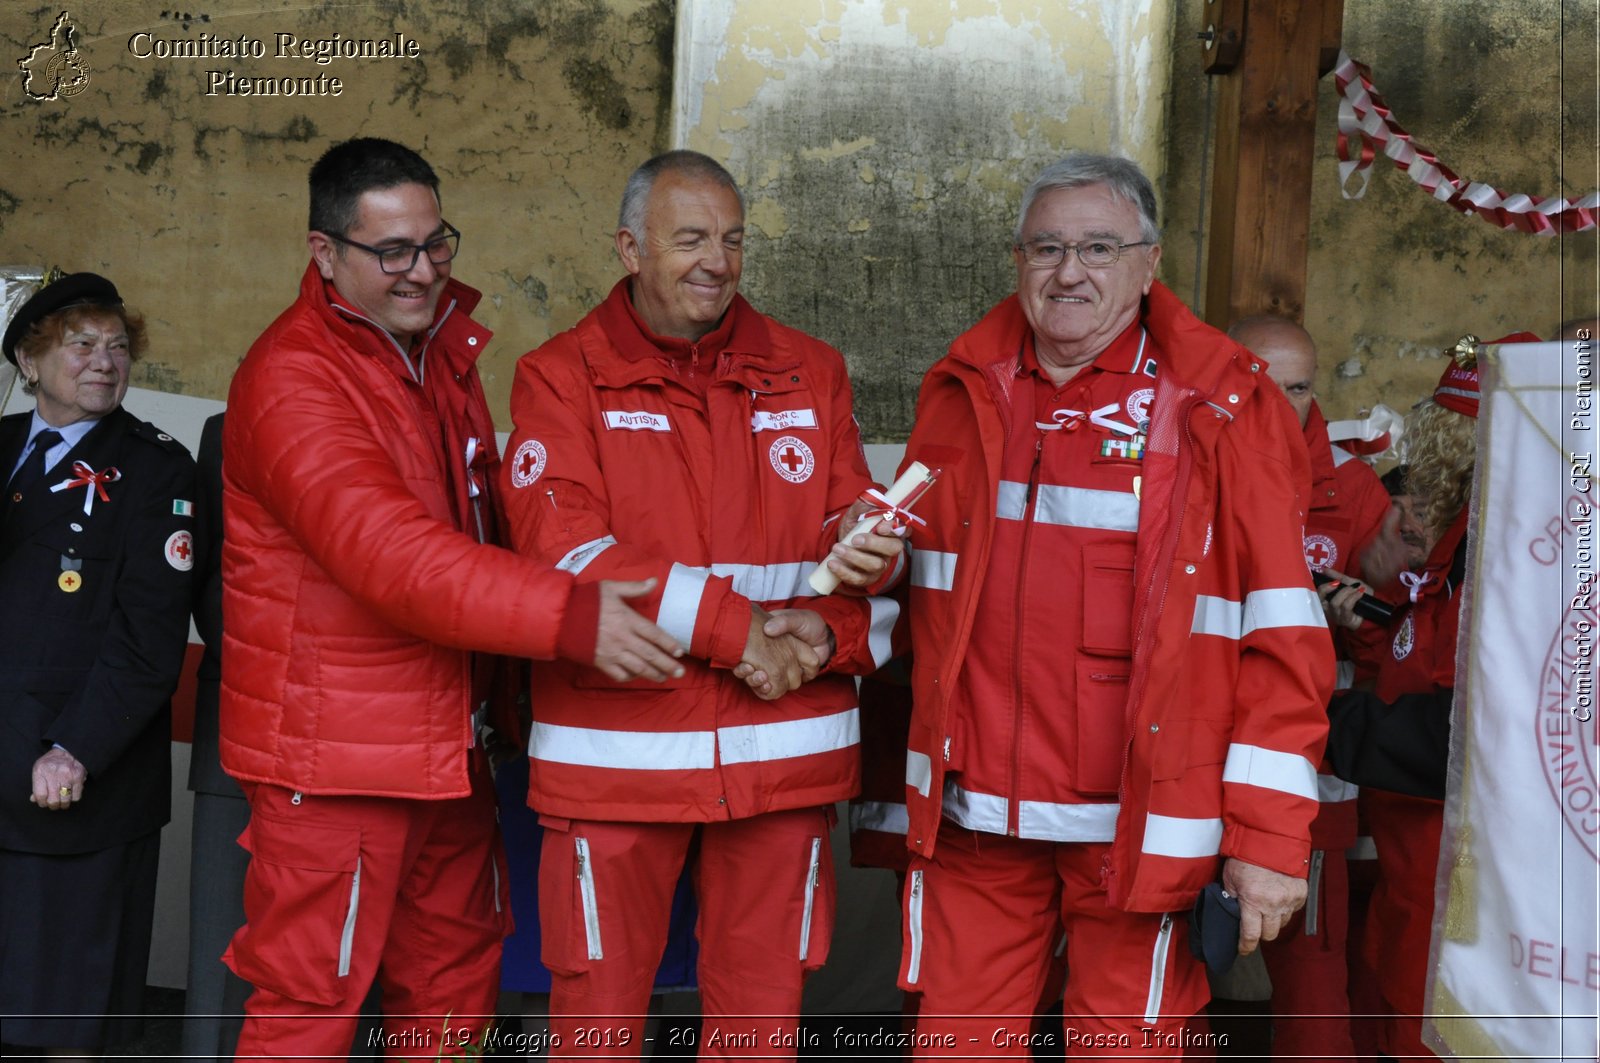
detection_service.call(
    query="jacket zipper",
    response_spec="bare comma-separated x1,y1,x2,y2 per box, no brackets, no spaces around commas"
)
1104,389,1203,893
905,869,925,984
1009,433,1045,837
1304,849,1324,935
798,836,822,961
1143,911,1174,1023
575,837,604,960
491,850,503,915
337,856,362,977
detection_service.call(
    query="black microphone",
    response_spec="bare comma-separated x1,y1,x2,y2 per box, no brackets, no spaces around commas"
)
1312,570,1396,623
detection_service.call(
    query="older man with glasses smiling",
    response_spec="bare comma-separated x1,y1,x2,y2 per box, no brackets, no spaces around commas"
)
217,137,685,1060
890,152,1334,1056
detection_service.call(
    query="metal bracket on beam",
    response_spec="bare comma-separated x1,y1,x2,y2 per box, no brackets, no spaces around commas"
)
1200,0,1245,75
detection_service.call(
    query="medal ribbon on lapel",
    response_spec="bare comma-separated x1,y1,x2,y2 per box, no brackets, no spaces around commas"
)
50,461,121,516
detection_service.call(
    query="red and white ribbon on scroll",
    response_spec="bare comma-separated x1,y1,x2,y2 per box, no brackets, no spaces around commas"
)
50,461,120,516
809,461,941,595
1333,51,1599,235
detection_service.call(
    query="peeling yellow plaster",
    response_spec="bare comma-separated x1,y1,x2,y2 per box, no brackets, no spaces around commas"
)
756,160,785,189
799,136,877,161
859,165,877,184
896,2,954,48
747,198,791,239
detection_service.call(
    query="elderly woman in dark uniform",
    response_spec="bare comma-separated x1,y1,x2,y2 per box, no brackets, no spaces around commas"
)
0,272,196,1058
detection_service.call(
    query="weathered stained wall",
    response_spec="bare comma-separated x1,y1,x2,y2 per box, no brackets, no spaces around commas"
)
675,0,1176,441
1161,0,1598,425
1,0,674,421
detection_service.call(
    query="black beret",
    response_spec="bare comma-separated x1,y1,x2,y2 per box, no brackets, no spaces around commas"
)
3,272,123,365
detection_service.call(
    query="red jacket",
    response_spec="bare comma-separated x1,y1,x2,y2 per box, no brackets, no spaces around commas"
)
1302,401,1393,846
901,284,1334,912
221,265,581,799
500,281,896,822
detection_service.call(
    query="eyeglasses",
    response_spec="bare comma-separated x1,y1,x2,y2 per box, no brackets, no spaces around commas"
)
324,222,462,275
1017,239,1152,269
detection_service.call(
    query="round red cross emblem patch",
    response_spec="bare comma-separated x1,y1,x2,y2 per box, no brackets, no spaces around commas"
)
769,436,815,483
165,529,194,572
1303,533,1338,572
510,439,547,488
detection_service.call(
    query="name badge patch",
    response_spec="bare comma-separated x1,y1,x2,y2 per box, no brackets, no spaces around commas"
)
751,409,818,432
604,410,671,432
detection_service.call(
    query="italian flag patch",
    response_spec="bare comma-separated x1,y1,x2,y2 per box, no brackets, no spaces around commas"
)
173,499,193,516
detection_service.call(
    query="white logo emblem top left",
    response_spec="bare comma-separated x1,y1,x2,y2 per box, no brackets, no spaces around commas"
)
511,439,548,488
165,530,194,571
769,436,815,484
20,11,92,101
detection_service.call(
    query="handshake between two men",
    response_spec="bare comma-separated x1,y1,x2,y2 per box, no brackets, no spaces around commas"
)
737,499,906,699
588,498,904,696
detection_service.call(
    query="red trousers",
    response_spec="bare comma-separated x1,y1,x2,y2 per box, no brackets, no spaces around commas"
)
226,769,509,1062
1259,849,1356,1062
900,823,1208,1059
1362,790,1445,1060
537,807,836,1059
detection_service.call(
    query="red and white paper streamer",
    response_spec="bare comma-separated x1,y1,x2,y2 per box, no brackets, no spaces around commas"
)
1333,51,1598,235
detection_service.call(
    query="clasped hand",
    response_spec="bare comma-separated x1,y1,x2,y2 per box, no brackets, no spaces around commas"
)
30,746,86,811
822,498,907,589
733,606,835,700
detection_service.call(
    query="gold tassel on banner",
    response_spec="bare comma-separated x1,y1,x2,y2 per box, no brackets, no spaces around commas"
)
1443,824,1478,942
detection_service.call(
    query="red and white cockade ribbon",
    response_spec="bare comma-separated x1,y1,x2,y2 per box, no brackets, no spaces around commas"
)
1399,570,1433,603
808,461,942,594
50,461,120,516
856,483,932,536
1333,51,1599,235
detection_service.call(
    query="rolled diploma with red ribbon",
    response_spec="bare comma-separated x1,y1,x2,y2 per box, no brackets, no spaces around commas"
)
808,461,936,595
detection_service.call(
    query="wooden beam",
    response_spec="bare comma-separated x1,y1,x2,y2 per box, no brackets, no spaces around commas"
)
1202,0,1341,328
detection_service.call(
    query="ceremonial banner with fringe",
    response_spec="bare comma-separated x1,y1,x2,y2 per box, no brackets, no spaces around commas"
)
1427,339,1600,1061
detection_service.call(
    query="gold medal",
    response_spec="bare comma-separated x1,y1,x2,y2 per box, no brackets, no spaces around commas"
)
58,570,83,593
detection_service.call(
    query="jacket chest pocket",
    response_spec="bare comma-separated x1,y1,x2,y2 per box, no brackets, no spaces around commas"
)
23,527,114,618
1081,541,1136,656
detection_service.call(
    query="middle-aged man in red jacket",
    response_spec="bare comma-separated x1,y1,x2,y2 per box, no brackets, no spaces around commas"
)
1226,315,1392,1063
499,149,904,1057
893,153,1334,1057
218,137,685,1061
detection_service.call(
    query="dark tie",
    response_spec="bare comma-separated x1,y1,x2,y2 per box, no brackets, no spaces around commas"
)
7,429,65,507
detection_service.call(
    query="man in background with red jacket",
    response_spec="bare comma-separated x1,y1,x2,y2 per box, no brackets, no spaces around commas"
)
1227,315,1392,1062
499,149,902,1056
220,137,684,1060
894,153,1333,1056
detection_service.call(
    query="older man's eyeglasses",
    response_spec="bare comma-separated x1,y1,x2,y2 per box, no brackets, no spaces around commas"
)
325,223,462,275
1017,239,1151,269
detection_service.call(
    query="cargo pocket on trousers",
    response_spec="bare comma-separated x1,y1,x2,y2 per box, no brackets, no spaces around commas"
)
232,814,363,1006
1075,660,1131,796
537,825,604,976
